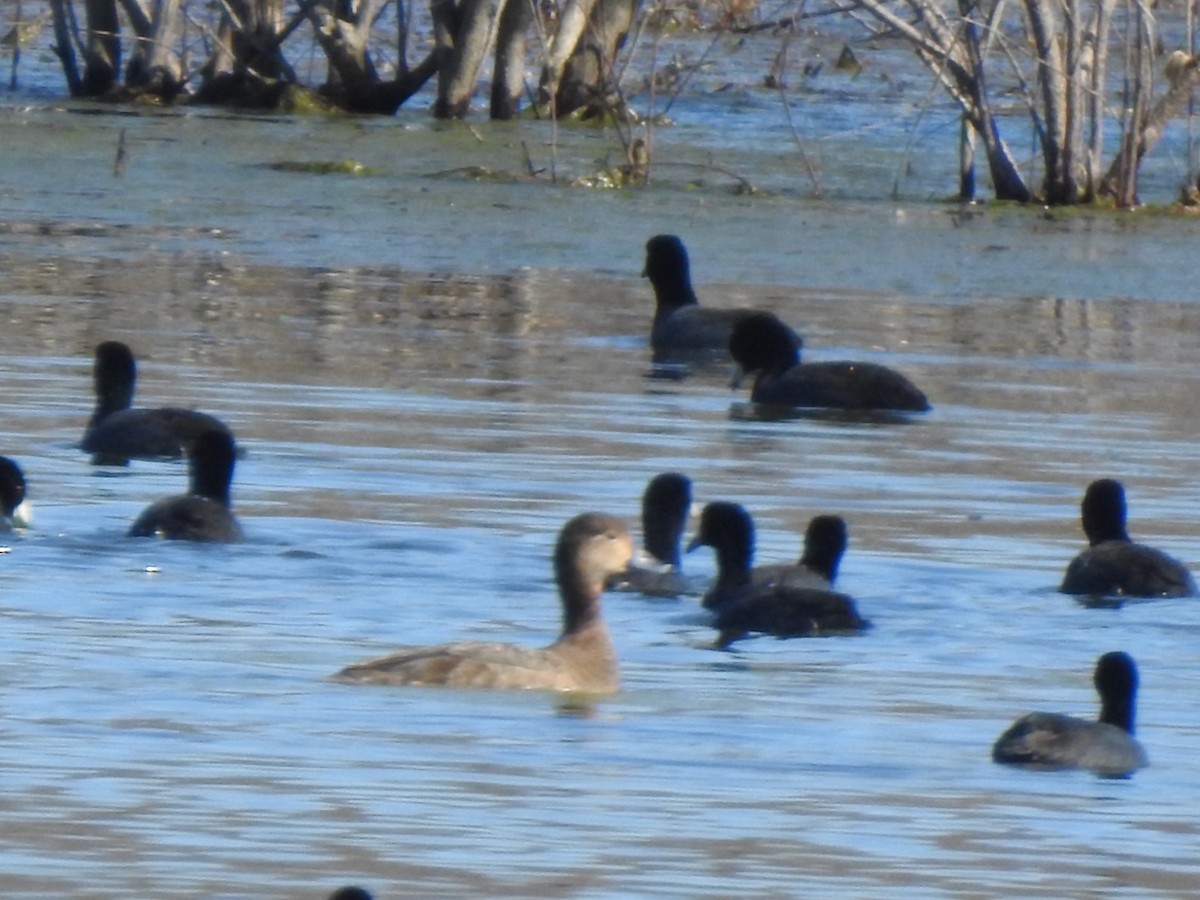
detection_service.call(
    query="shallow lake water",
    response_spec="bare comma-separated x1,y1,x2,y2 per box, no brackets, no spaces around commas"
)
2,79,1200,898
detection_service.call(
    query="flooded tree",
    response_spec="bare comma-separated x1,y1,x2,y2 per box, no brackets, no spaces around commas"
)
535,0,639,116
15,0,1199,204
35,0,635,118
847,0,1200,205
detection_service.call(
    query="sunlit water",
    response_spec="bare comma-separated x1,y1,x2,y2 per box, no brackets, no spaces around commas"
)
2,85,1200,897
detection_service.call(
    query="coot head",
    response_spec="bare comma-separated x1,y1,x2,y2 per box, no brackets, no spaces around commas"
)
1080,479,1130,545
801,515,848,583
641,472,692,568
729,312,802,380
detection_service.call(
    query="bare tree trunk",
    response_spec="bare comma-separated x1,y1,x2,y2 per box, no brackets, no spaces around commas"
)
954,0,1033,200
147,0,181,79
534,0,638,116
81,0,120,95
1102,51,1200,200
490,0,533,118
540,0,597,95
1083,0,1117,200
911,51,1031,200
974,107,1035,201
396,0,410,74
309,0,444,113
1023,0,1073,201
318,0,382,89
7,1,48,89
1060,0,1082,202
554,0,637,115
855,0,1033,200
1110,3,1154,206
238,0,288,78
434,0,504,118
959,115,977,200
194,0,296,105
49,0,83,94
123,0,185,99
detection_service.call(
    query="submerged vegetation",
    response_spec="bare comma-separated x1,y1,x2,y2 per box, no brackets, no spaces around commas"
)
2,0,1198,205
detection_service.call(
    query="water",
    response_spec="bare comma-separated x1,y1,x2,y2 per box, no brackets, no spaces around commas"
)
3,92,1200,896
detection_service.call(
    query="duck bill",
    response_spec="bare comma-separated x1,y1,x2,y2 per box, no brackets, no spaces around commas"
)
11,499,32,529
630,547,671,572
729,365,747,391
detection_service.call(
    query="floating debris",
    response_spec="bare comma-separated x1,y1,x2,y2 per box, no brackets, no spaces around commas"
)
266,159,372,175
